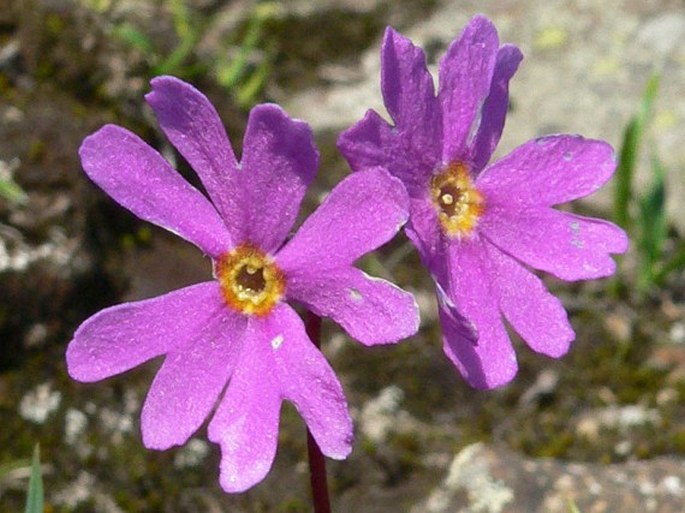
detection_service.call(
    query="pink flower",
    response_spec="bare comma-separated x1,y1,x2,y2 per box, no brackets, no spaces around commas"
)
338,16,628,389
66,76,419,492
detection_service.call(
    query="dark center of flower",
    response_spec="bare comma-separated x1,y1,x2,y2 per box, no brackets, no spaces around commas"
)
431,162,484,239
235,264,266,293
215,244,285,316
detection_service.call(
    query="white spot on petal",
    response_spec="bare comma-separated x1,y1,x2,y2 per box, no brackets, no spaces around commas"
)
349,288,363,302
271,334,284,350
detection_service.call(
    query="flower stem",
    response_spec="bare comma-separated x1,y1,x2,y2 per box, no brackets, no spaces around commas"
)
304,311,332,513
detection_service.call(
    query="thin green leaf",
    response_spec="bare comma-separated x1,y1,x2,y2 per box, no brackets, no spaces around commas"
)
613,73,660,229
654,240,685,286
112,23,157,57
636,154,667,289
24,445,43,513
236,57,272,108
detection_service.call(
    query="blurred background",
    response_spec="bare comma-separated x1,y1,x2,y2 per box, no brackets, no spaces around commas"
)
1,0,684,511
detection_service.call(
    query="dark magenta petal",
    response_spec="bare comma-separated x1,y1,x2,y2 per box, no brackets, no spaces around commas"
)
439,237,518,389
276,168,409,271
66,282,224,382
286,267,419,346
337,109,436,196
438,15,500,162
208,304,352,492
79,125,232,257
469,44,523,172
145,76,239,225
477,135,619,206
483,243,575,358
380,27,442,166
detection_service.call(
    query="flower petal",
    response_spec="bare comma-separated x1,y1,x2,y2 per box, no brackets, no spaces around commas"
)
477,135,618,206
276,168,409,272
66,282,223,382
256,304,353,458
235,104,318,253
484,243,575,357
208,303,352,492
145,76,239,224
480,202,628,281
208,324,282,493
285,266,419,346
337,110,436,196
469,44,523,172
380,27,442,165
79,125,232,257
440,237,517,389
439,15,500,162
141,307,247,450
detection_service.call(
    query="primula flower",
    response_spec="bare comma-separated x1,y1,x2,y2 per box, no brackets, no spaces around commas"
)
66,76,419,492
338,16,628,389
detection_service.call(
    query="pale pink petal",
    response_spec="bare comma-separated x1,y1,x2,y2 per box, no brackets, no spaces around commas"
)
79,125,232,257
141,308,247,450
484,243,575,357
145,76,239,224
469,44,523,172
208,326,282,493
380,27,442,165
441,237,517,389
235,104,318,253
66,282,223,382
439,15,500,162
276,168,409,272
480,202,628,281
256,304,353,458
286,266,419,346
477,135,618,206
337,110,436,196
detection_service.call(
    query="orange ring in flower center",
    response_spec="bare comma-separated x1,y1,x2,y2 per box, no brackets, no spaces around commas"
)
216,244,285,316
431,162,484,239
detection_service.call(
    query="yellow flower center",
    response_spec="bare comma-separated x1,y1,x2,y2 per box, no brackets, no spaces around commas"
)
431,162,484,239
216,244,285,316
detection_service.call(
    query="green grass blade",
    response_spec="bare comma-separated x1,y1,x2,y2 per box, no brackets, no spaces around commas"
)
654,240,685,286
24,445,43,513
112,23,157,58
566,499,582,513
636,154,667,289
613,73,660,229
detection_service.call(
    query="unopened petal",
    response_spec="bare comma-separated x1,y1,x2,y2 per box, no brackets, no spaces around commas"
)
79,125,232,257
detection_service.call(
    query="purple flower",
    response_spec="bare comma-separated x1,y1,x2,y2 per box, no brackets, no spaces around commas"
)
66,76,419,492
338,16,628,389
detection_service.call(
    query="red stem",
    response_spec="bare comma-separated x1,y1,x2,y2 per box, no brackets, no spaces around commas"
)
304,311,332,513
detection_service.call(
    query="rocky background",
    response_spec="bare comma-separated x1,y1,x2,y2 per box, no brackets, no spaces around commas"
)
1,0,684,512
